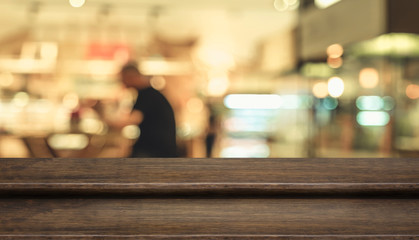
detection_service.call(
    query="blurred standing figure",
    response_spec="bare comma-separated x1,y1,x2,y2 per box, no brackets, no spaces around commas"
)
118,62,177,157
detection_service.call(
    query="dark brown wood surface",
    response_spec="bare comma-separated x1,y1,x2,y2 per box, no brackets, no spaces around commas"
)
0,158,418,239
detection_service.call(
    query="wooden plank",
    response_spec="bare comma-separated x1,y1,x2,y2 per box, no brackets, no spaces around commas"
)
1,158,418,195
0,198,418,236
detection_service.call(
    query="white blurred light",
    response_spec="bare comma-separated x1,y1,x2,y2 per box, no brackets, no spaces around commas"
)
357,111,390,126
62,93,79,110
356,96,384,111
224,94,282,109
12,92,30,107
312,82,328,98
315,0,341,9
327,77,344,98
122,125,141,139
69,0,85,8
48,134,89,150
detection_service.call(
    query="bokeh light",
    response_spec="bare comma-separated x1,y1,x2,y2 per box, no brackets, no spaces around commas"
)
406,84,419,99
359,68,379,89
312,82,329,98
326,44,344,58
327,77,344,98
122,125,141,139
69,0,85,8
150,76,167,90
357,111,390,127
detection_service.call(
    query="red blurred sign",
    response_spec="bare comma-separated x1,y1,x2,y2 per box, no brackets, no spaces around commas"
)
86,42,131,60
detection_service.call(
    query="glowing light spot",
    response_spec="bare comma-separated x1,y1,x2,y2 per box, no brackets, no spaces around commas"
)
274,0,288,11
312,82,329,98
359,68,379,89
356,96,384,111
327,77,344,98
357,111,390,126
315,0,341,9
322,96,338,110
122,125,141,139
13,92,30,107
79,118,104,135
327,44,344,58
48,134,89,150
186,98,204,113
406,84,419,99
224,94,282,109
69,0,85,8
327,57,343,68
150,76,166,90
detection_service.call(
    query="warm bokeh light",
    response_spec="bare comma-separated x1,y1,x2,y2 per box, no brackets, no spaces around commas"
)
150,76,167,90
312,82,329,98
224,94,282,109
79,118,104,135
122,125,141,139
327,77,344,98
359,68,379,89
327,57,343,68
326,44,344,58
186,98,204,113
47,134,89,150
69,0,85,8
406,84,419,99
40,43,58,60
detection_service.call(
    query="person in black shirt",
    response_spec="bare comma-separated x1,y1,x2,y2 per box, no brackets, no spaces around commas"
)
118,63,177,157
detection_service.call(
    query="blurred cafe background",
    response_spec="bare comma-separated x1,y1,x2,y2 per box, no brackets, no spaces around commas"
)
1,0,419,158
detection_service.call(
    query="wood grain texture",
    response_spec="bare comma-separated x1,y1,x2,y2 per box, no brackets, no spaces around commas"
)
1,158,418,195
0,198,418,235
0,158,418,238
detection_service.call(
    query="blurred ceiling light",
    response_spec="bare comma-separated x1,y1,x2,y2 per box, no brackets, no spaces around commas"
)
150,76,166,90
62,93,79,110
0,72,14,87
40,42,58,60
326,44,344,58
48,134,89,150
12,92,30,107
224,94,282,109
69,0,86,8
122,125,141,139
315,0,341,9
312,82,329,98
356,111,390,127
359,68,379,89
406,84,419,99
356,96,384,111
187,98,204,113
327,77,344,98
208,75,229,97
327,57,343,69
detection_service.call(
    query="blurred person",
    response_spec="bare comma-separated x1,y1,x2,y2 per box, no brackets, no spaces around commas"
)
111,62,177,158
